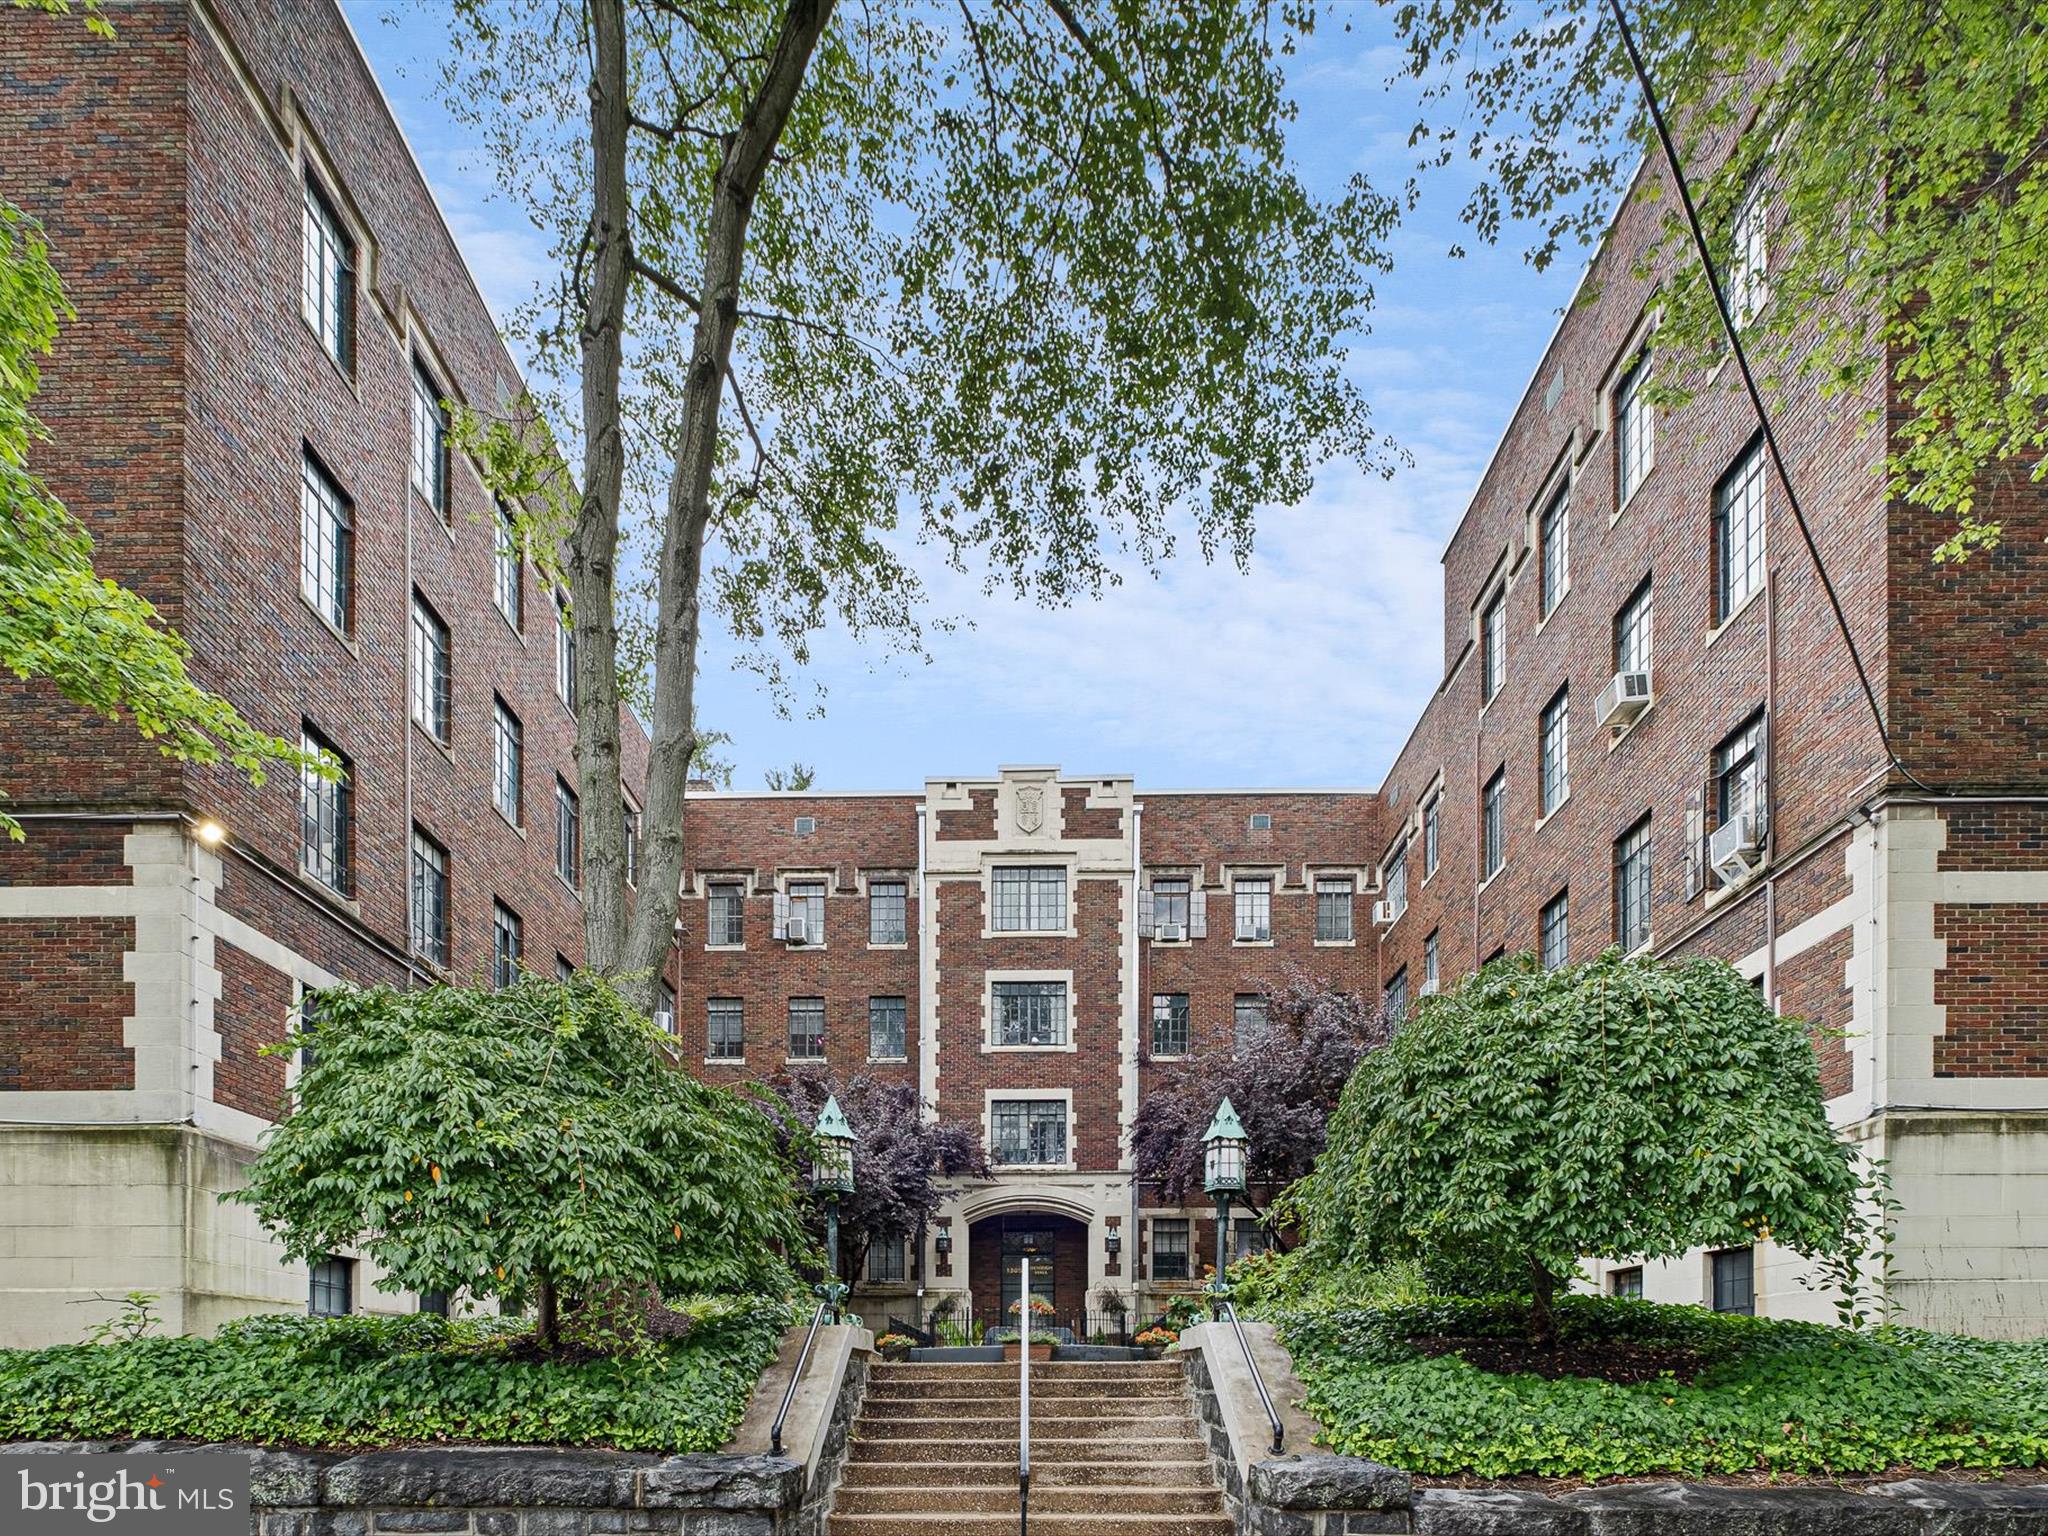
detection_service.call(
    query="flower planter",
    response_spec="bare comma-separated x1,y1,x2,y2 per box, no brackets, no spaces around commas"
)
1140,1343,1166,1360
1002,1341,1055,1363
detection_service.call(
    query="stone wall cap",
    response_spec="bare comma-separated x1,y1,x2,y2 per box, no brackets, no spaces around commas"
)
1412,1487,1586,1534
1865,1478,2048,1511
1559,1481,1904,1532
642,1453,802,1510
322,1448,650,1510
1249,1453,1412,1511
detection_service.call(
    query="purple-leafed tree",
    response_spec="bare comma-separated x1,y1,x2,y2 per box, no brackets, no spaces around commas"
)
767,1071,990,1286
1130,970,1388,1234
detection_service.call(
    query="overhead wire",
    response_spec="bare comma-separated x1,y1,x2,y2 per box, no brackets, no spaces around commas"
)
1602,0,1942,795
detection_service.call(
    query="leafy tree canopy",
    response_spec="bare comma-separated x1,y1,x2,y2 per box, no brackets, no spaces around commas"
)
0,197,312,842
233,980,811,1343
1387,0,2048,560
766,1069,989,1284
1131,969,1386,1212
1289,951,1861,1336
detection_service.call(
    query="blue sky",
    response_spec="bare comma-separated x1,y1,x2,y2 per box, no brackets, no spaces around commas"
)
343,4,1594,791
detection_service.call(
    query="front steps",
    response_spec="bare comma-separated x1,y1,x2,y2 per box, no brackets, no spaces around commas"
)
829,1360,1230,1535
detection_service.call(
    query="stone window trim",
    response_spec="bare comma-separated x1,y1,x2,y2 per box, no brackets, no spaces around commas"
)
980,969,1078,1054
1604,312,1661,521
704,878,747,949
861,870,912,948
1142,868,1201,944
1529,445,1576,628
980,859,1076,938
983,1088,1076,1172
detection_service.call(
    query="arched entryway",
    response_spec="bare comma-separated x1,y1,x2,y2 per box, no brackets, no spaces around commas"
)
966,1210,1088,1338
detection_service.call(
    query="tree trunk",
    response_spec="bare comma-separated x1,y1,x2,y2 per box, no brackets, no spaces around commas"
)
536,1277,560,1350
620,0,838,1003
572,0,633,977
1527,1257,1559,1345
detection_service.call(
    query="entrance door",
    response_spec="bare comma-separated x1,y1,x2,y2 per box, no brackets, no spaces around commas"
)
999,1225,1057,1320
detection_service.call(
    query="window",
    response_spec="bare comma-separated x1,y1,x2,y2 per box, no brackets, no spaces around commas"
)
794,815,817,837
993,980,1068,1047
1233,877,1272,941
1711,1247,1755,1315
869,879,907,945
991,866,1066,931
1609,1266,1644,1300
1150,1218,1191,1281
409,594,451,744
786,879,825,944
623,804,640,887
1715,712,1765,829
555,777,580,889
1539,483,1570,615
1539,686,1570,816
409,827,449,968
299,725,352,895
1233,994,1268,1045
1615,815,1653,953
554,591,576,707
788,997,825,1060
656,980,676,1034
492,902,522,989
991,1100,1067,1166
1424,930,1440,992
707,998,745,1060
1614,574,1654,676
308,1255,354,1317
865,1233,908,1283
1616,349,1654,503
1382,844,1407,921
1540,890,1569,971
410,361,448,518
556,954,575,982
301,178,353,367
492,699,522,825
1152,876,1190,931
494,503,523,629
1715,440,1767,622
1422,794,1440,877
869,996,907,1059
1730,180,1768,327
1480,591,1505,704
296,986,327,1072
1482,769,1506,881
299,452,352,632
419,1291,450,1317
708,882,746,946
1384,967,1410,1027
1151,993,1190,1057
1316,876,1355,941
1247,812,1272,831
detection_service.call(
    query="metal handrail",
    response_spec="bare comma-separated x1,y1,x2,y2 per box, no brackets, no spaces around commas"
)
770,1299,830,1458
1018,1256,1031,1536
1221,1299,1284,1455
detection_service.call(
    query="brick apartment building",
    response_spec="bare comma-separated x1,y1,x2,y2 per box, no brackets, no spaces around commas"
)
0,0,676,1343
2,0,2045,1347
674,772,1377,1335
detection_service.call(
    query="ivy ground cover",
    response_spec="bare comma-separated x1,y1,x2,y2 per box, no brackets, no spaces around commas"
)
0,1302,785,1453
1283,1297,2048,1481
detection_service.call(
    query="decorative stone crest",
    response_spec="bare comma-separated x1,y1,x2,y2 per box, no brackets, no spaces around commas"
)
1016,785,1045,836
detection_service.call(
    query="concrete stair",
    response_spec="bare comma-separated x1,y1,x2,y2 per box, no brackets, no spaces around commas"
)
829,1360,1230,1535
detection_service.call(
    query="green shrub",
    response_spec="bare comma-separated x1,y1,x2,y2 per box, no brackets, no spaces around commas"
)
1282,1296,2048,1479
0,1303,786,1453
1290,953,1863,1338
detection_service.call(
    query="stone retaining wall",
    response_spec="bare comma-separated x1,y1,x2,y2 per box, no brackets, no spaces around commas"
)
1179,1340,2048,1535
0,1444,805,1536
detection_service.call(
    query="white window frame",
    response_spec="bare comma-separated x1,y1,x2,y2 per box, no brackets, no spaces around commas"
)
984,1090,1075,1171
982,969,1077,1053
492,698,522,826
299,451,352,635
300,176,353,369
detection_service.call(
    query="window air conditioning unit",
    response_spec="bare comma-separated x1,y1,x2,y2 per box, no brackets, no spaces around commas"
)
654,1009,675,1035
1709,812,1764,887
783,914,809,944
1417,977,1439,998
1372,900,1398,927
1596,669,1654,727
1156,921,1186,942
